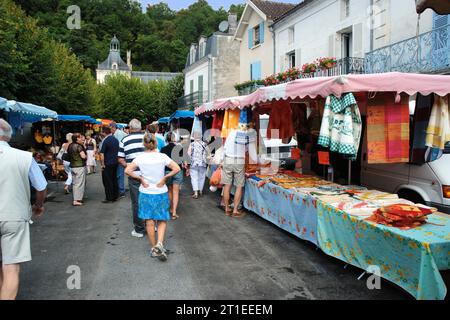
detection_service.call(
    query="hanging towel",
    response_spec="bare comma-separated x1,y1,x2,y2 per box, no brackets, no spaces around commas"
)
317,93,362,161
211,111,224,137
425,95,450,150
267,100,295,140
221,108,240,138
367,93,410,164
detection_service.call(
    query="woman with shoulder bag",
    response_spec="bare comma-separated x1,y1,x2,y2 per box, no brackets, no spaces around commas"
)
188,131,208,199
58,133,73,194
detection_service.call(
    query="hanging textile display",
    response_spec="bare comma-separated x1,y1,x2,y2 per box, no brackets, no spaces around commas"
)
291,103,309,150
317,93,362,161
267,100,295,140
191,116,203,138
221,108,240,138
425,95,450,150
366,94,410,164
211,110,224,137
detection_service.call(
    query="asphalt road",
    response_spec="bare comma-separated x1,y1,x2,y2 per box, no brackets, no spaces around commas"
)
17,172,414,300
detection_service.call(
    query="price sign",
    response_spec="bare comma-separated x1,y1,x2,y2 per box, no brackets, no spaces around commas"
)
318,151,330,165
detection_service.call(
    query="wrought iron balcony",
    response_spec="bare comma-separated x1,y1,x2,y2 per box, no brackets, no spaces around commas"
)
365,24,450,74
177,91,209,110
301,57,366,78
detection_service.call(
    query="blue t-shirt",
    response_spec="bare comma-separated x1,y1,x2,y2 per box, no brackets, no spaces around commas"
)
156,134,166,152
101,135,119,166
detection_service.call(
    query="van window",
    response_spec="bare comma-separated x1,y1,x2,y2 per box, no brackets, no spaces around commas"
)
445,141,450,154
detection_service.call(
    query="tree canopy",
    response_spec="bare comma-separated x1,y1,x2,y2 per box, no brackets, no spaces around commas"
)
13,0,245,73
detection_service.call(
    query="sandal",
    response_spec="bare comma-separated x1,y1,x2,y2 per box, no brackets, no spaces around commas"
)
172,214,179,220
231,211,246,218
72,201,83,206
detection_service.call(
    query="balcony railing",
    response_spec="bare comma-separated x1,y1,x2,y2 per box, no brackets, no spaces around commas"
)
238,83,264,96
177,91,209,110
300,57,366,78
365,24,450,74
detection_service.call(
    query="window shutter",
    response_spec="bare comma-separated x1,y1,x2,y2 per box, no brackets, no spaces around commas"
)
295,48,301,67
328,34,335,57
353,23,363,58
256,61,262,79
248,28,253,49
198,75,203,103
260,22,265,44
433,13,449,29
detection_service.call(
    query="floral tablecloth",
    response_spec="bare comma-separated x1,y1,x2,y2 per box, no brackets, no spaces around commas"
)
244,177,318,246
242,176,450,300
317,202,450,300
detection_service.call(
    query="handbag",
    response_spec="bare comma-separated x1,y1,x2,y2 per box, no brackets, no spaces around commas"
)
56,148,65,161
210,167,222,186
62,152,70,162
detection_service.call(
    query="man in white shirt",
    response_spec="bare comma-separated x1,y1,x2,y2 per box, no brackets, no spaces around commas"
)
0,119,47,300
221,124,258,218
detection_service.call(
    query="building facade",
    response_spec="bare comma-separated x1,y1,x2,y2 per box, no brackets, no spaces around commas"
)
234,0,296,83
180,14,240,109
271,0,447,75
96,36,181,84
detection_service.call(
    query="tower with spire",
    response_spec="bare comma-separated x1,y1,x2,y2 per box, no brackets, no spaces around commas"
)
96,35,181,84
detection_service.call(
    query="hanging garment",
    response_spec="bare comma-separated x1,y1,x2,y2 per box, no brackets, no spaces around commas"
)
425,95,450,150
267,100,295,140
211,110,224,137
366,94,410,164
191,116,203,138
221,108,240,138
292,103,309,150
317,93,362,161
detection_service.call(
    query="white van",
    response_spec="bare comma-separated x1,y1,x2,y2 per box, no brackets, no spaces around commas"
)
360,95,450,214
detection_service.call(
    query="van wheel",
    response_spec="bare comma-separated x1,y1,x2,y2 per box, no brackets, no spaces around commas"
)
397,190,425,205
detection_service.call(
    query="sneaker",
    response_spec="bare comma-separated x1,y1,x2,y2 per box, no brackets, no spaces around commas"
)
119,193,126,199
155,243,168,262
131,230,144,238
151,247,161,258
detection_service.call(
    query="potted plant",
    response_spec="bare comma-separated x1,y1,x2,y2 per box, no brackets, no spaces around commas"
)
302,63,318,74
316,57,337,70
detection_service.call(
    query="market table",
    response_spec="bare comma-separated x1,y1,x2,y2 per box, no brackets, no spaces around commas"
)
243,176,450,300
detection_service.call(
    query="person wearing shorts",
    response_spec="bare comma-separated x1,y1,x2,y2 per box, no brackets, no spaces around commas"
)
0,119,47,300
221,126,258,218
161,132,186,220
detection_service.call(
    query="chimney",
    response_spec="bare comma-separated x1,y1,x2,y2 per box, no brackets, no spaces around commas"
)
228,13,238,35
127,50,132,70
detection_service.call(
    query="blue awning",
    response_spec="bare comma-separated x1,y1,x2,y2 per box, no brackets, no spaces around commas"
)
117,123,127,129
158,117,170,123
169,110,195,121
57,115,98,123
0,100,58,118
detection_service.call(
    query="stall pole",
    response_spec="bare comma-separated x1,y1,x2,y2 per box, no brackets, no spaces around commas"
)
348,159,352,185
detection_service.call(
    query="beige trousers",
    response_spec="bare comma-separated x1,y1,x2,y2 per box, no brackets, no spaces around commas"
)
71,167,86,201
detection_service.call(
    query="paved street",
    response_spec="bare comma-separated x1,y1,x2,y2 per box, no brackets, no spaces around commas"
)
18,172,413,300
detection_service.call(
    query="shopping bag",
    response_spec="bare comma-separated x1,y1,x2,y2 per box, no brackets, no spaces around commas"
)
210,167,222,186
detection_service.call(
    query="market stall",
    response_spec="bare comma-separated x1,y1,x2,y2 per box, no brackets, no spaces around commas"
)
196,72,450,300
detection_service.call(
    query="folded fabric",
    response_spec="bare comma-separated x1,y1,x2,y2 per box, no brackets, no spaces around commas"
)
366,203,434,230
425,95,450,150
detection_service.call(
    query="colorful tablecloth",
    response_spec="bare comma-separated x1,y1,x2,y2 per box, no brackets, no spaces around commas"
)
317,202,450,300
242,176,450,300
244,177,318,246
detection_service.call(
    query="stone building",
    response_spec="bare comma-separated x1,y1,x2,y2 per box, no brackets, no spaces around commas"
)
96,36,181,84
179,14,241,109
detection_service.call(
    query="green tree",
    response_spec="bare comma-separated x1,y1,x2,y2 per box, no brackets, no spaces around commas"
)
0,0,95,115
93,74,184,123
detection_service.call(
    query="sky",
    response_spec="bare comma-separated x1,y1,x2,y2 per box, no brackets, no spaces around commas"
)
140,0,299,11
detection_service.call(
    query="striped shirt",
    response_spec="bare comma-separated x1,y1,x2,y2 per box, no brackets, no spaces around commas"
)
118,132,145,167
